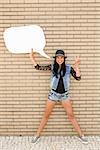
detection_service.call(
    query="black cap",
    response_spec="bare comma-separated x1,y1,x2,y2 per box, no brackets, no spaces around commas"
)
53,49,67,58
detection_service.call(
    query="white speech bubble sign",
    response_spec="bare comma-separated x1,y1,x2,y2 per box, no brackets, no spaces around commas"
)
3,25,50,59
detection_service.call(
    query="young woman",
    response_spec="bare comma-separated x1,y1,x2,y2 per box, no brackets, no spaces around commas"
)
30,49,88,144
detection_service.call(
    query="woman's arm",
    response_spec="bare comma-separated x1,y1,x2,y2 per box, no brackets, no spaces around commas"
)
29,49,37,66
70,67,81,80
73,65,81,77
34,64,51,71
29,49,51,71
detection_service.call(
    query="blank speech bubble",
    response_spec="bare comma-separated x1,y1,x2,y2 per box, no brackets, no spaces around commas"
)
3,25,50,59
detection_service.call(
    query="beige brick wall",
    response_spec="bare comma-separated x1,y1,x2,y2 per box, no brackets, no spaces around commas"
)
0,0,100,135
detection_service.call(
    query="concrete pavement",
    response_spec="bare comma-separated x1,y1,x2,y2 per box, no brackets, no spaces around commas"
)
0,136,100,150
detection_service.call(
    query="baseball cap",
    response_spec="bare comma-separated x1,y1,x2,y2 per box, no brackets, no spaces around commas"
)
53,49,67,58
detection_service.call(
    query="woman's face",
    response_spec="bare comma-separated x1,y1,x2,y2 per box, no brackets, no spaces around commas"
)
56,55,64,65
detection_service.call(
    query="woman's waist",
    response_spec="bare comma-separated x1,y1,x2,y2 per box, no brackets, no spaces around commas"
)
51,89,69,95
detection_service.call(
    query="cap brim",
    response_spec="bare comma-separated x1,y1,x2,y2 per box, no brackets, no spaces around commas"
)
53,55,67,58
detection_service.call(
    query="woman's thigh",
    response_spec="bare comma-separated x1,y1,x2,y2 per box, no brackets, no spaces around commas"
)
61,100,74,116
43,100,56,117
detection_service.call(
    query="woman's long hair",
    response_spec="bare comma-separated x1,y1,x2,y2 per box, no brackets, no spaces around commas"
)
53,57,66,78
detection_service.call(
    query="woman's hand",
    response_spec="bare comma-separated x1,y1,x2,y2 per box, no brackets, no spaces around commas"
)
74,56,80,67
30,48,34,57
73,56,81,77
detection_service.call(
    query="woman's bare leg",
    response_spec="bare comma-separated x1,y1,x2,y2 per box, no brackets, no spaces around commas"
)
61,100,83,136
35,100,55,136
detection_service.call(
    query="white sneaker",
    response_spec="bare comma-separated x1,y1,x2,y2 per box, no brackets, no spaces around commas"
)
31,135,40,143
78,135,88,144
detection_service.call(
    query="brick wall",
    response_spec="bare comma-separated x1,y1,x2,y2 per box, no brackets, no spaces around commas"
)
0,0,100,135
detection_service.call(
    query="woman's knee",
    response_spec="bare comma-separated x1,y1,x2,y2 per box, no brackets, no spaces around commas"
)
43,112,51,120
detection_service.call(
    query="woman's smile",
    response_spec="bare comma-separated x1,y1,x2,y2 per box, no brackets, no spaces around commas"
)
56,56,64,65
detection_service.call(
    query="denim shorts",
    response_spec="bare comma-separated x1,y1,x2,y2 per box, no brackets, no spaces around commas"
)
48,90,70,102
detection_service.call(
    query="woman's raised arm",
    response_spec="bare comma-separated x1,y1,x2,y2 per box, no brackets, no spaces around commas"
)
29,49,37,66
29,49,51,71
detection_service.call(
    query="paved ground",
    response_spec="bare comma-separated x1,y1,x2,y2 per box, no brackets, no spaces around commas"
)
0,136,100,150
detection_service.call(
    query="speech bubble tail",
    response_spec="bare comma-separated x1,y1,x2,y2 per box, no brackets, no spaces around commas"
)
39,51,50,59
